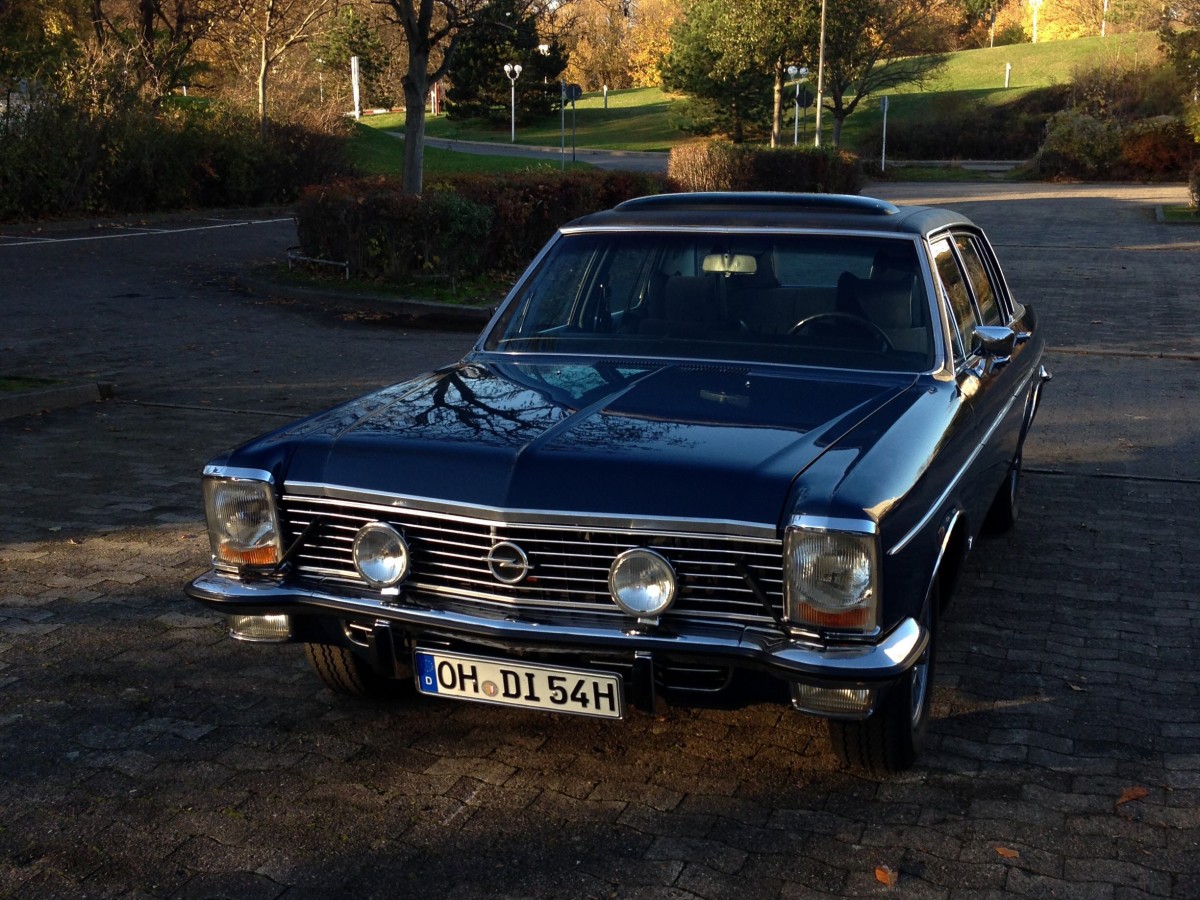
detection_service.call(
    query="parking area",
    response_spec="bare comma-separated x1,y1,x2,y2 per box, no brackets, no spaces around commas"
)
1,184,1197,898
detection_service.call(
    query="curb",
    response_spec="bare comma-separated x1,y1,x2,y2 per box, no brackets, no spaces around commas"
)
0,382,116,422
236,272,497,330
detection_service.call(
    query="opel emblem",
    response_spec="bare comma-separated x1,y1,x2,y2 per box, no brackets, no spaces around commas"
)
486,541,531,584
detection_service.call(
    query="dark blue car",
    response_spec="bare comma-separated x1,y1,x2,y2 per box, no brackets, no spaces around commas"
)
187,193,1049,773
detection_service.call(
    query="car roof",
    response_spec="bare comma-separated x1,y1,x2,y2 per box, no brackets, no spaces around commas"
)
563,192,975,237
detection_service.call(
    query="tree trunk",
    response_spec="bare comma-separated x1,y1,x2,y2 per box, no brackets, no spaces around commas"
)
258,38,270,141
771,61,784,148
831,114,844,148
401,52,430,194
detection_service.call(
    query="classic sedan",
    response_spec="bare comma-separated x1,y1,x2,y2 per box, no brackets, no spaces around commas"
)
186,192,1049,773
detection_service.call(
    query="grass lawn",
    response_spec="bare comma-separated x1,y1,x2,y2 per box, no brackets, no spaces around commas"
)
835,31,1160,152
350,118,592,176
1160,206,1200,223
873,165,1002,183
0,376,58,393
421,86,691,151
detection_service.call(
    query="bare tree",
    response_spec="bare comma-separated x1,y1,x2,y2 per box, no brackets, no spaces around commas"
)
229,0,340,138
89,0,232,98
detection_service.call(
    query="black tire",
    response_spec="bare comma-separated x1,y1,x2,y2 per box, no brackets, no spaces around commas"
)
827,584,937,774
303,642,398,698
983,453,1021,535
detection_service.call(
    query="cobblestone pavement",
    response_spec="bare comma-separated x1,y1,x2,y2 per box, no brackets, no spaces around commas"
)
1,186,1198,898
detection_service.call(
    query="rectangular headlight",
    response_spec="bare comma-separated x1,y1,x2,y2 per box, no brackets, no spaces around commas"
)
202,474,283,572
784,521,879,633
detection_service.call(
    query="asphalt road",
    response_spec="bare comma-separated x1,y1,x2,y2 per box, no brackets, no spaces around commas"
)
1,183,1197,898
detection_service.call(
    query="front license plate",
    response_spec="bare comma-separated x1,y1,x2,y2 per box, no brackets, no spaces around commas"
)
414,649,623,719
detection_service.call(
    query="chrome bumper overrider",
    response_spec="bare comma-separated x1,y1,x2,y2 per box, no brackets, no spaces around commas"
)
185,572,927,683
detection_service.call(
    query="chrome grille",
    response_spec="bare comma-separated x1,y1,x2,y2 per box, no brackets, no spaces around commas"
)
280,494,785,625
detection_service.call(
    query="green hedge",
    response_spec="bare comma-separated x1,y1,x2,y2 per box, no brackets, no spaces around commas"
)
296,170,672,283
439,170,673,272
667,141,864,195
0,99,351,221
296,180,493,280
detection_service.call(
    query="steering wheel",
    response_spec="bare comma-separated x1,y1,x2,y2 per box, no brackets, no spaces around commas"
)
788,312,893,352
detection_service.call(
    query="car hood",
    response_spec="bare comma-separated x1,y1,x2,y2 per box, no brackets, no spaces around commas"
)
275,360,915,528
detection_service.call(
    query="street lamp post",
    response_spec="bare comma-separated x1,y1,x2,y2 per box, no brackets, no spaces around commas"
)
787,65,809,146
814,0,827,147
503,63,523,142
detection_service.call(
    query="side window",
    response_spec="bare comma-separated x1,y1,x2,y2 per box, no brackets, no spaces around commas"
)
931,238,977,362
600,244,653,315
954,235,1003,326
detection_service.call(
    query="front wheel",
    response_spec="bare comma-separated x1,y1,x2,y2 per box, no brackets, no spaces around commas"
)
827,585,937,773
984,453,1021,535
304,643,403,698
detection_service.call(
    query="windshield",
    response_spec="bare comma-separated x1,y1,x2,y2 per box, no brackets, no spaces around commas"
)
484,230,936,372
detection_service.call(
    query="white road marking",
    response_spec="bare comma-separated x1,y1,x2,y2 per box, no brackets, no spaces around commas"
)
0,217,293,248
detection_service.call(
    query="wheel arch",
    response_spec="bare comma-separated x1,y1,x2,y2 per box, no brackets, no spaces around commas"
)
929,507,970,615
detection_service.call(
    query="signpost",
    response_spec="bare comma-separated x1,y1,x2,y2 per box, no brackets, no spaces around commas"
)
881,95,889,172
561,83,582,166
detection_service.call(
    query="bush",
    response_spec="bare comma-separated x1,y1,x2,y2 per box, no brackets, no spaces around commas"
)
1190,162,1200,210
295,169,672,281
440,170,672,272
667,141,864,194
0,97,353,221
1117,116,1197,180
296,181,492,281
1032,109,1121,178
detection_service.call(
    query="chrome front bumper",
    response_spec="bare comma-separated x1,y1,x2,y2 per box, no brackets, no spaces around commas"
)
186,571,928,685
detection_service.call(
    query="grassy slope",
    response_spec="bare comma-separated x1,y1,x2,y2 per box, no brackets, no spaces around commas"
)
838,31,1160,151
351,31,1162,169
421,86,690,151
350,117,589,176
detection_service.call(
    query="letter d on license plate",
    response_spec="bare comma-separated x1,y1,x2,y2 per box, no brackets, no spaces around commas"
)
414,650,623,719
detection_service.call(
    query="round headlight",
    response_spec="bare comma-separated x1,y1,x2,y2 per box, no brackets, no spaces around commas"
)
609,548,677,619
352,522,410,588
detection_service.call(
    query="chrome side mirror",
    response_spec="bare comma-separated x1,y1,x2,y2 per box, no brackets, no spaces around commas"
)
972,325,1017,372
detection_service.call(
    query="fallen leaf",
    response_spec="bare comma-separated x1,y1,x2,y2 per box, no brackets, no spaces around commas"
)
996,846,1021,859
1116,786,1149,808
875,865,898,887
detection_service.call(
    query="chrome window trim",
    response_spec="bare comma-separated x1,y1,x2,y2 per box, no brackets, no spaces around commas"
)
472,348,936,379
887,374,1026,556
482,228,948,377
558,225,928,240
786,515,878,535
283,482,781,540
203,465,275,484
